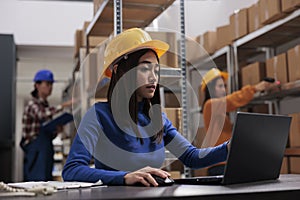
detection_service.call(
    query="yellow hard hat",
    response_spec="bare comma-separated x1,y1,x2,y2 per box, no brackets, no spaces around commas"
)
103,28,169,77
201,68,228,91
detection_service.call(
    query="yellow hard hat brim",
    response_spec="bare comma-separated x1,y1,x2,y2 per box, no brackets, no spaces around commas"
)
103,39,169,76
201,71,228,91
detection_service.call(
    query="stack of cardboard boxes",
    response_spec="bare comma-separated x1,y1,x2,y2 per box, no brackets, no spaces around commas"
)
186,0,300,60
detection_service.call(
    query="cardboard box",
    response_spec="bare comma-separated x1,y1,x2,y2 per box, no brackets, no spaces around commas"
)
83,51,99,92
203,31,217,55
93,0,104,15
248,3,262,33
78,21,108,48
148,31,178,68
250,104,269,114
230,8,248,40
280,157,289,174
74,29,83,58
281,0,300,13
290,157,300,173
287,45,300,82
163,108,182,131
266,53,288,84
259,0,285,25
289,113,300,147
88,36,107,47
185,37,206,63
241,62,266,86
216,24,233,50
164,92,181,108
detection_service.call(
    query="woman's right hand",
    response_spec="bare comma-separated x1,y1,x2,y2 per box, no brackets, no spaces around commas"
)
254,81,277,92
124,166,170,187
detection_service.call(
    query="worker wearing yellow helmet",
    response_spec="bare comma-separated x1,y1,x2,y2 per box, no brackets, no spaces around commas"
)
200,67,276,176
63,28,231,186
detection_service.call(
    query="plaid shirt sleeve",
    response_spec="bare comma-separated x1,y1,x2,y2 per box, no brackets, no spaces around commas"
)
21,99,63,145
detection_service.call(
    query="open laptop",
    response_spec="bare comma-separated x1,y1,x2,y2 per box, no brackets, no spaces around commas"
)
174,112,291,185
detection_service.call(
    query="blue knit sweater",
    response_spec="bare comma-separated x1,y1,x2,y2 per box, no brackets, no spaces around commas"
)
62,102,228,185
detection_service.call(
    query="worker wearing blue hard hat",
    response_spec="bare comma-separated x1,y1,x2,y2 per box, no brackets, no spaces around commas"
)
20,69,73,181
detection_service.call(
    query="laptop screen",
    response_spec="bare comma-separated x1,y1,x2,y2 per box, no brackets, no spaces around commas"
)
222,112,291,185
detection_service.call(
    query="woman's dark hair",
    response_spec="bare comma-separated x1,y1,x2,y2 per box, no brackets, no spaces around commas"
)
31,81,42,98
107,49,163,144
200,77,220,113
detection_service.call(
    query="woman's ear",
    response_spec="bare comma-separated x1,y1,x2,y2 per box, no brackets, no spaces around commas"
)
113,64,118,74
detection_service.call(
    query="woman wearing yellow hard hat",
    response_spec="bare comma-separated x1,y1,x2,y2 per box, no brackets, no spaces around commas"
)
200,67,275,176
63,28,230,186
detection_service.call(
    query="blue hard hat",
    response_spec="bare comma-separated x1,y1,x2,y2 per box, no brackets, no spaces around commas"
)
33,69,55,82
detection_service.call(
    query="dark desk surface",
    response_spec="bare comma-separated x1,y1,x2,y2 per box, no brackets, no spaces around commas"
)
6,174,300,200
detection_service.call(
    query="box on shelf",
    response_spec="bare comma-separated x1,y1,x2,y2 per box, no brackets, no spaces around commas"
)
289,113,300,147
287,45,300,82
83,50,99,93
241,62,266,87
281,0,300,13
290,157,300,173
148,31,178,68
266,53,288,84
93,0,104,15
164,92,181,108
248,3,262,33
230,8,248,41
259,0,286,25
201,31,217,55
74,30,83,58
163,108,182,131
250,104,269,114
168,171,181,179
81,21,108,47
185,37,206,63
280,157,289,174
216,24,233,50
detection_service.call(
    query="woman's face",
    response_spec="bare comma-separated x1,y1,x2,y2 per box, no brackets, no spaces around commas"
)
36,81,53,98
136,51,159,102
214,77,227,98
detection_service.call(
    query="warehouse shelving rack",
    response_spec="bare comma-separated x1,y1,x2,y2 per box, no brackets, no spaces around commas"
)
72,0,196,177
190,8,300,174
